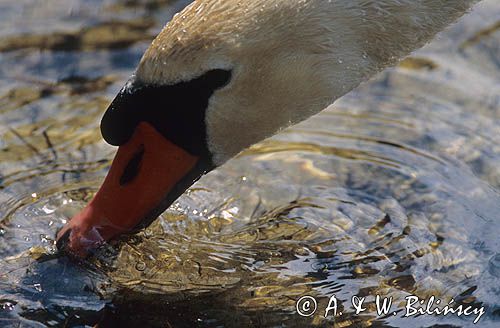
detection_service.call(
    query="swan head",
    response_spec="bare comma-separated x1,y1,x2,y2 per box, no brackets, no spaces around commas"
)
55,1,353,257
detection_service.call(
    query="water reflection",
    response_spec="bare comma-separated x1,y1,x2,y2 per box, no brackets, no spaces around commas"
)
1,0,500,327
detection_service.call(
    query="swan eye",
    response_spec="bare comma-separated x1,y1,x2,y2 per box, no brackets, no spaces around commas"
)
100,69,232,158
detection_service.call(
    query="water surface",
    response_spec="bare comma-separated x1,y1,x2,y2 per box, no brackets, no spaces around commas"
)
0,0,499,327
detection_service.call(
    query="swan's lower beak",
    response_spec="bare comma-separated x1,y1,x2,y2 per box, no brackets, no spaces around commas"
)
56,122,202,257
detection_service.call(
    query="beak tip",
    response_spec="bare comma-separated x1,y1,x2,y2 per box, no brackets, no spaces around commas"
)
55,217,105,258
56,227,72,252
56,226,89,258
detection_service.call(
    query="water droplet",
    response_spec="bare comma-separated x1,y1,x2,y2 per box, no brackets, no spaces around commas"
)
135,261,146,271
45,245,57,255
42,205,55,214
1,301,15,311
33,283,42,292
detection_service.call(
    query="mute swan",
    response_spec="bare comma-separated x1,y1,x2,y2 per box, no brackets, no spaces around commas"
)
56,0,480,256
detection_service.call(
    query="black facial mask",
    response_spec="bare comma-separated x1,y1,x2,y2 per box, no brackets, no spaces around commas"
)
100,69,232,158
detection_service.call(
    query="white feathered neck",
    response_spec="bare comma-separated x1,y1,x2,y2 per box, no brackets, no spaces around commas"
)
136,0,479,164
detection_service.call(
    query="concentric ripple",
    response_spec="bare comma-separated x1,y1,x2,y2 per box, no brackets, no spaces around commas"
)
1,0,500,327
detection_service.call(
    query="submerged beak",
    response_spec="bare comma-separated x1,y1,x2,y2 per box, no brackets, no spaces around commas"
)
56,122,202,257
56,69,231,257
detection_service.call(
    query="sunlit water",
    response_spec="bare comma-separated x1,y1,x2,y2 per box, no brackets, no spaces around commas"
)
1,0,499,327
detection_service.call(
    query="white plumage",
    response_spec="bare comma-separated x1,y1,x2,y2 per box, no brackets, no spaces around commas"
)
136,0,479,164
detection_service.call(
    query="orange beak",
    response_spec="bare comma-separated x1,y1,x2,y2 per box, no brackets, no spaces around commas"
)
56,122,200,257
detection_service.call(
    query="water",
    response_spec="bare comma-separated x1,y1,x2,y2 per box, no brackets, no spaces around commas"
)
1,0,499,327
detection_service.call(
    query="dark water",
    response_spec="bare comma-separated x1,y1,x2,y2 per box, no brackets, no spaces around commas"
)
0,0,499,327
